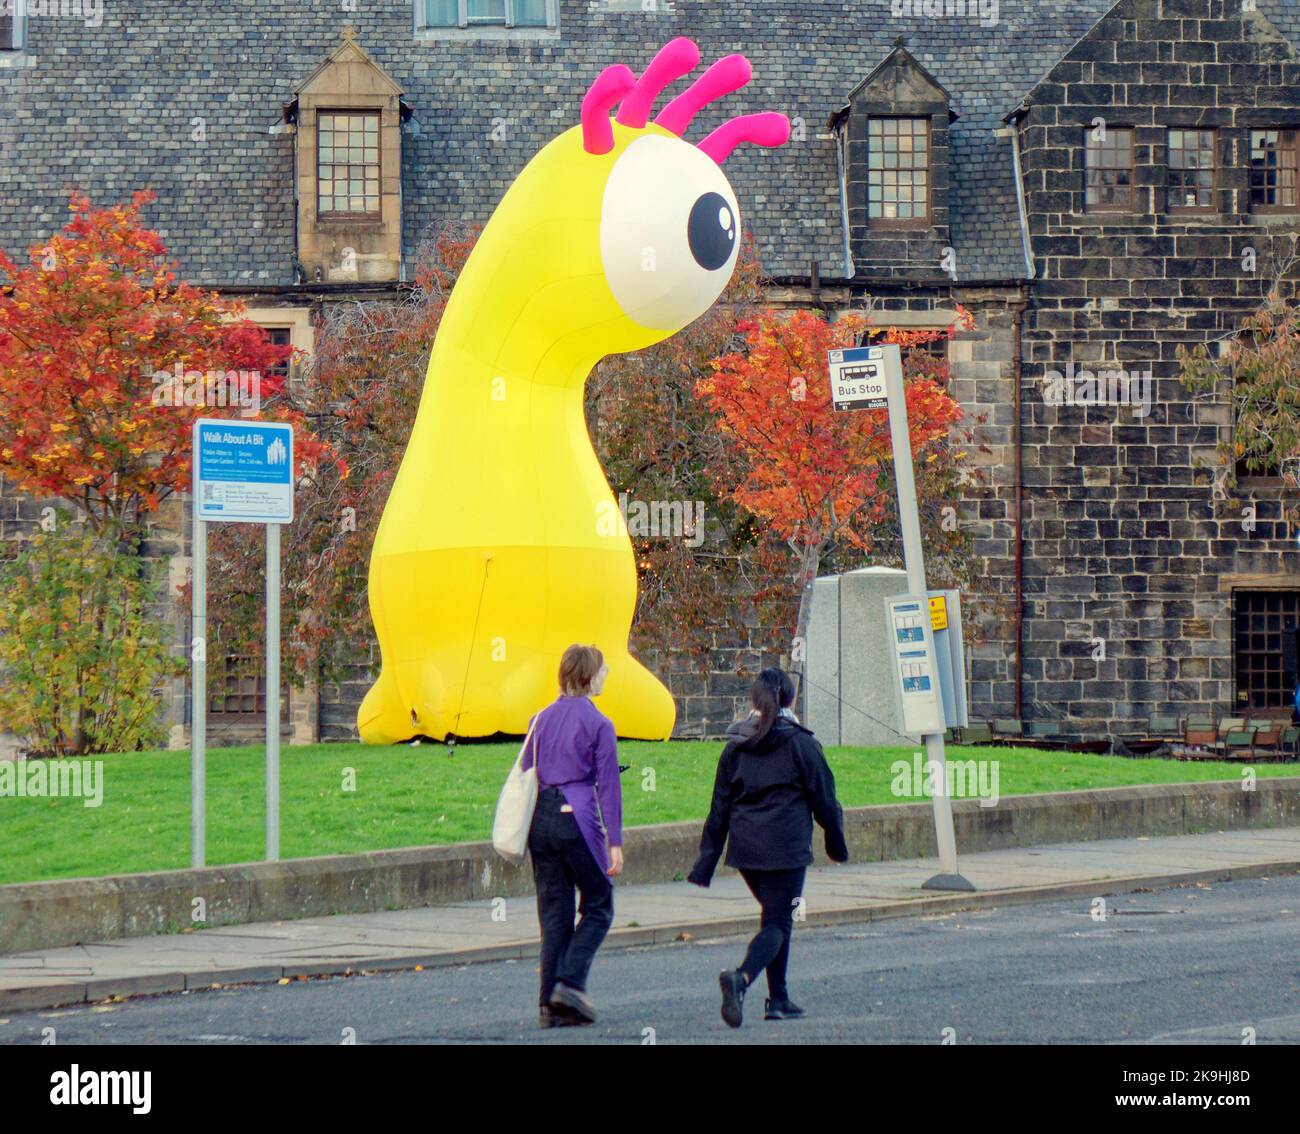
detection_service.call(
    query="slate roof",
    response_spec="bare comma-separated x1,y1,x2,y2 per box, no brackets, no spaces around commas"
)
0,1,1296,286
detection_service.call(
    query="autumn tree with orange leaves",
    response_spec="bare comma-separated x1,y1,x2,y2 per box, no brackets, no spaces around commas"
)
0,191,333,537
697,307,975,665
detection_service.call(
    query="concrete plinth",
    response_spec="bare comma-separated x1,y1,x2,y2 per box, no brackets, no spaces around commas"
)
806,566,912,746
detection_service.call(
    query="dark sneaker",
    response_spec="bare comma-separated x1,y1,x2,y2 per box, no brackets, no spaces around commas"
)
539,1004,584,1029
550,982,597,1024
765,996,806,1020
719,969,747,1029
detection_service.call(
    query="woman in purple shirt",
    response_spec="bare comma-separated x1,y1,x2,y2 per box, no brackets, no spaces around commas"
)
523,644,623,1028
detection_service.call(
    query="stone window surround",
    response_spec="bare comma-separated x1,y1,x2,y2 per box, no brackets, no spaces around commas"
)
291,33,405,284
1223,575,1300,592
243,305,314,385
413,0,561,41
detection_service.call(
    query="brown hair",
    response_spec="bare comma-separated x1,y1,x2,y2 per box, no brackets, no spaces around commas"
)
559,644,605,697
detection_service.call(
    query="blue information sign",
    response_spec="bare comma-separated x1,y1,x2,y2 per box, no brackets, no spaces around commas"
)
192,418,294,524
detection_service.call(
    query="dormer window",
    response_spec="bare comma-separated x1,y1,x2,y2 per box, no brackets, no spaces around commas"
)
418,0,551,29
829,43,950,278
288,30,406,283
868,117,930,227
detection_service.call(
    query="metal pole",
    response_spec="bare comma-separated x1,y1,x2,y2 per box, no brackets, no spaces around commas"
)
266,522,281,862
883,344,972,891
191,505,206,869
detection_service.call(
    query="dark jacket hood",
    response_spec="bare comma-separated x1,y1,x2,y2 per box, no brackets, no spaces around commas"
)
725,714,810,754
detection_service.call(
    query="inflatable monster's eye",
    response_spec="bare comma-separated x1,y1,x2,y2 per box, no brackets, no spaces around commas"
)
688,192,737,271
600,135,742,331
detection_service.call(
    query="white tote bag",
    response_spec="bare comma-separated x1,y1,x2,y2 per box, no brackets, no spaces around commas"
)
492,717,541,865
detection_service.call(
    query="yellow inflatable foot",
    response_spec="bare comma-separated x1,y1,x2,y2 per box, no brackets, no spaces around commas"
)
357,667,415,746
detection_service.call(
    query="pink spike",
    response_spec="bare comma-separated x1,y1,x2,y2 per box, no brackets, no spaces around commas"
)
697,112,791,165
615,37,701,129
655,54,752,136
582,64,636,154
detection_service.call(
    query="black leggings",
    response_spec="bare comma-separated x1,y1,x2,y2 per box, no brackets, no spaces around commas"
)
737,866,806,999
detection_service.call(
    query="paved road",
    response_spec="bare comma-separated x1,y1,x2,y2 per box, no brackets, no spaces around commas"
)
4,875,1298,1045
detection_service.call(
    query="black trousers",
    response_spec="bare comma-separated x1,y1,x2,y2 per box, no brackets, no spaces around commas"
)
737,866,806,999
529,787,614,1006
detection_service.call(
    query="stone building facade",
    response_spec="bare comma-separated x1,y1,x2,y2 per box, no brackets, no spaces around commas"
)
2,0,1299,745
1004,0,1300,735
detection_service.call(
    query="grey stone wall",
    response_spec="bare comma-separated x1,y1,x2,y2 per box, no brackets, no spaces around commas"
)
1000,0,1300,737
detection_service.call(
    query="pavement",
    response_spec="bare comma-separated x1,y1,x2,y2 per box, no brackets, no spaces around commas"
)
3,825,1300,1014
10,873,1299,1045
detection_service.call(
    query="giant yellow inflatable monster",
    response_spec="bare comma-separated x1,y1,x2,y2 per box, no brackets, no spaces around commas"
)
359,39,790,743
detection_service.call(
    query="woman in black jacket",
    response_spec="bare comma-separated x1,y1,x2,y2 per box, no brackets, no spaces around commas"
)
688,668,849,1028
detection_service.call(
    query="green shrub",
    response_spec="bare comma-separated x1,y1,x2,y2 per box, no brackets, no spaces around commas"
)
0,517,182,755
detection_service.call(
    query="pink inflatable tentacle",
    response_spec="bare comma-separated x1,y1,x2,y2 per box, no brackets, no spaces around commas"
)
614,36,701,129
582,64,637,154
697,112,792,165
655,54,753,136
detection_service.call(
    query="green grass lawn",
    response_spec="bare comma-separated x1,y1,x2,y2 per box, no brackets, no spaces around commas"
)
1,740,1293,886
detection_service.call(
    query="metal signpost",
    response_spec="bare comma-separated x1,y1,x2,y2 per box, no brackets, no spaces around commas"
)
829,343,974,891
191,419,294,867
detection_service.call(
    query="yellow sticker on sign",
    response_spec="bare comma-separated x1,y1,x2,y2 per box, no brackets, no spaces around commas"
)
929,595,948,632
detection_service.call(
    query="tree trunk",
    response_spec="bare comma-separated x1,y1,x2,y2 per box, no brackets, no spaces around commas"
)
792,537,825,684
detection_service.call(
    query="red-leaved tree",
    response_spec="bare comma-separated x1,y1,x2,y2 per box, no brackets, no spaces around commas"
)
697,307,974,663
0,190,333,536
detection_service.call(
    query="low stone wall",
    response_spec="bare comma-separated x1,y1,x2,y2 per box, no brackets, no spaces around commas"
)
2,778,1297,955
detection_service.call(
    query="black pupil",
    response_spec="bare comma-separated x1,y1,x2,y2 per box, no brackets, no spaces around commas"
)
687,192,735,271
